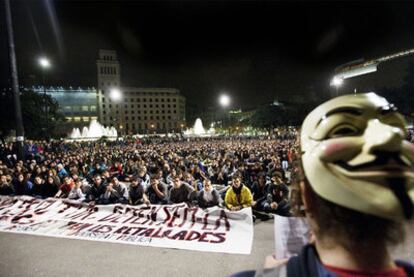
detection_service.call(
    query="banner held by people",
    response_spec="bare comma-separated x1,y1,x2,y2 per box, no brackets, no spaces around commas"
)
0,196,253,254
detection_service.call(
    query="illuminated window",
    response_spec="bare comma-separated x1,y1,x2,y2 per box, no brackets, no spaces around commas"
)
74,117,81,122
82,106,89,111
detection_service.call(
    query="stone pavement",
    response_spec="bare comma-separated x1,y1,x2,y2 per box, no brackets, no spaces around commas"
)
0,220,412,277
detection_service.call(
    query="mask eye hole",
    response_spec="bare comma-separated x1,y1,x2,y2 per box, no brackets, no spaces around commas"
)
329,125,359,138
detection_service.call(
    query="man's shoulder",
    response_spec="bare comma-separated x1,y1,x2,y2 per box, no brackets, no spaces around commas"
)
396,260,414,275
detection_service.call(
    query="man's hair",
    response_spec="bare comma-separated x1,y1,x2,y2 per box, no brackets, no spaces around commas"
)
290,157,406,251
306,180,405,251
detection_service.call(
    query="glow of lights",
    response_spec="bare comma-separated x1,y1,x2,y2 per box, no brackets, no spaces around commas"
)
38,57,51,69
330,77,343,87
219,94,230,107
110,88,122,101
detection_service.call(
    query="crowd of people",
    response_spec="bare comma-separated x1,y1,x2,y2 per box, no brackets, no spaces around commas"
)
0,134,298,219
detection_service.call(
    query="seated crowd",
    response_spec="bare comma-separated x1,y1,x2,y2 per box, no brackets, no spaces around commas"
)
0,136,297,218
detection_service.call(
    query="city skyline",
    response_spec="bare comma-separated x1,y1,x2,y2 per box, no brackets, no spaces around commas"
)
1,1,414,109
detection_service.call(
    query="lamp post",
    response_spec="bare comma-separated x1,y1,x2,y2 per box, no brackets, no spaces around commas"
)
38,57,51,124
219,94,231,134
5,0,24,160
109,88,122,135
330,77,343,97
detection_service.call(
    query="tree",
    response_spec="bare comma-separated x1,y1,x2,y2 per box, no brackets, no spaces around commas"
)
249,104,286,131
0,90,66,140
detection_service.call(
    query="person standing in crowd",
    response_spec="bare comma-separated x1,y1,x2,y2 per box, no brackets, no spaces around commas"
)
249,93,414,276
128,177,150,206
225,174,253,211
197,179,222,208
147,177,168,204
169,176,195,204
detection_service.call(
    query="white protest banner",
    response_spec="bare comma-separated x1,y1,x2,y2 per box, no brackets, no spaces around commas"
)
274,215,310,259
0,196,253,254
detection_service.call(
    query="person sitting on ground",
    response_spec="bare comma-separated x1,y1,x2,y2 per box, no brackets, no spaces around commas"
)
85,174,107,203
128,176,150,206
252,93,414,276
251,172,270,211
146,177,168,204
251,172,274,220
263,175,291,216
138,167,151,191
55,176,75,198
225,173,253,211
12,173,33,196
31,175,45,198
43,175,60,198
56,163,68,179
0,174,15,195
169,176,195,204
197,179,223,208
68,178,86,201
103,176,128,204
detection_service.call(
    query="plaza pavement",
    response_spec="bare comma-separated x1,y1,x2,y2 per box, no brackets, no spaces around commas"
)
0,220,412,277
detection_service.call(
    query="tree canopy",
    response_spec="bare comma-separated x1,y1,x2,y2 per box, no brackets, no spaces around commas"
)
0,90,66,140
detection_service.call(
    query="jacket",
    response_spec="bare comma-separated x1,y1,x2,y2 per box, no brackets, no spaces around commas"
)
225,185,253,209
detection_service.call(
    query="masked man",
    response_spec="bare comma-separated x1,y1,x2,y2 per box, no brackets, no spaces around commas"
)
241,93,414,277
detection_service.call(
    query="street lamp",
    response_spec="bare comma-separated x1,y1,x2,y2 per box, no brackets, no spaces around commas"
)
38,57,51,69
110,88,122,101
330,77,343,97
219,94,230,107
218,94,231,134
38,56,51,135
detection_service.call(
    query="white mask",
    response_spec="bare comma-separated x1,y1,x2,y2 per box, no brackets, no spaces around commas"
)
301,93,414,220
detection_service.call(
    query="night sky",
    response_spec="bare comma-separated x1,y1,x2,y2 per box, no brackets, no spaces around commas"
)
1,1,414,111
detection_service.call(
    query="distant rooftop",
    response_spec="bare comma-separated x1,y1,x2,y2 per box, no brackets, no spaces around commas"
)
0,86,97,93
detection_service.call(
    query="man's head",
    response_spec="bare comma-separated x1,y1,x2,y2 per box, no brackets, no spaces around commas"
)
150,178,159,187
111,177,119,185
93,175,102,186
203,179,212,192
301,93,414,221
0,175,7,185
232,175,242,189
130,177,140,187
173,176,181,188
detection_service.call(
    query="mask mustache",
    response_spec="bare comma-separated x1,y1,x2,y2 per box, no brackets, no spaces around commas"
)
335,153,410,171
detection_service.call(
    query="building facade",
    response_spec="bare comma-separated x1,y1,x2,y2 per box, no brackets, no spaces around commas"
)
31,86,98,126
96,49,186,134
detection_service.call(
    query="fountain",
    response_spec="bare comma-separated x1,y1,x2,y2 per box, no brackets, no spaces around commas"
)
68,119,118,141
183,118,216,137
